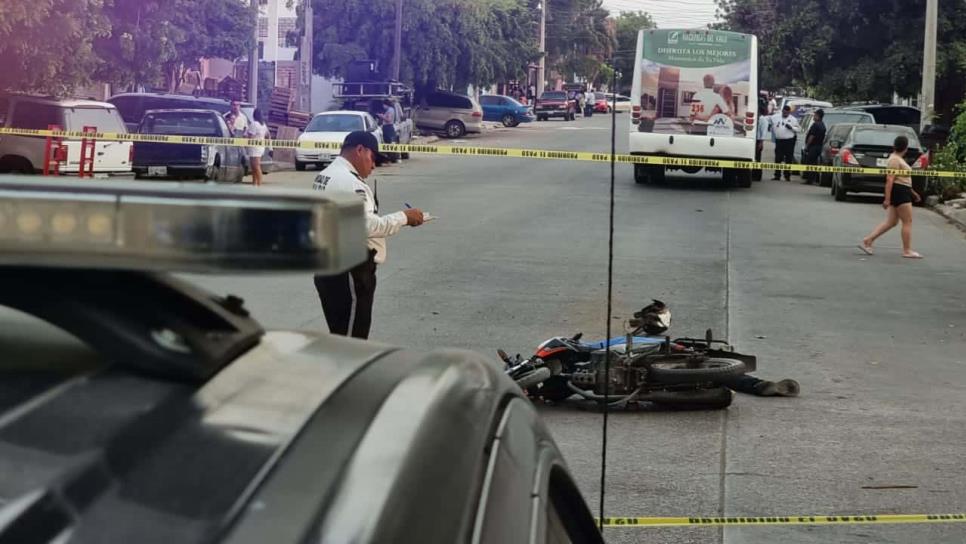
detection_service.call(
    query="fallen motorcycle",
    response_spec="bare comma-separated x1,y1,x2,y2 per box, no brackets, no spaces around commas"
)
498,303,757,410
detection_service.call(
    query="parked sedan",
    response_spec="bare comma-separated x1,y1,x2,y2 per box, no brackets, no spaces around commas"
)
594,93,632,113
830,124,928,202
479,94,534,127
296,111,383,171
133,109,246,182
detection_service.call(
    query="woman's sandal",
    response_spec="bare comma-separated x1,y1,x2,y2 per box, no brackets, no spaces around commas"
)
858,244,874,255
902,251,924,259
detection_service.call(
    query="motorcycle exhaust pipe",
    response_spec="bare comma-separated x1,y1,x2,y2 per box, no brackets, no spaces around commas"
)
516,367,552,389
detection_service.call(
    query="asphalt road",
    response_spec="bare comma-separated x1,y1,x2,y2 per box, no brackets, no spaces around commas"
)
189,114,966,543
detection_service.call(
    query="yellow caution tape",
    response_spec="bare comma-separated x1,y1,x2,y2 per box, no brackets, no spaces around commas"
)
598,513,966,527
2,127,963,179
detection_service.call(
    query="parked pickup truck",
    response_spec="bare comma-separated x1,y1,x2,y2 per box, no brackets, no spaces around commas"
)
534,91,577,122
133,109,246,182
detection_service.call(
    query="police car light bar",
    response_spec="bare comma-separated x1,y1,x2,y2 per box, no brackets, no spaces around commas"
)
0,178,367,273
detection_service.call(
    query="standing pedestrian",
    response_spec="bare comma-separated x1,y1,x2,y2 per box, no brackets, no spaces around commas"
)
860,135,923,259
528,84,536,103
753,98,770,181
770,105,800,181
584,88,595,117
244,108,270,187
225,100,249,136
802,109,826,184
312,131,426,339
767,93,778,115
380,99,399,163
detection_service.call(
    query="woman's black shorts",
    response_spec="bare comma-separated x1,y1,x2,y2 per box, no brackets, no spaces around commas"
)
890,184,913,207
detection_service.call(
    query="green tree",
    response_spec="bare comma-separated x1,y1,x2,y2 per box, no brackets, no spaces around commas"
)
308,0,539,90
715,0,966,121
0,0,111,95
544,0,614,82
95,0,253,91
612,10,656,93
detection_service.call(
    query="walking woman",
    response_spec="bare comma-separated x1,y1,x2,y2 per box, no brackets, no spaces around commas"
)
245,109,270,186
860,135,923,258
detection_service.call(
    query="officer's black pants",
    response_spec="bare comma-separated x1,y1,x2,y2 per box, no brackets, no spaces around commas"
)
773,138,796,180
314,251,377,339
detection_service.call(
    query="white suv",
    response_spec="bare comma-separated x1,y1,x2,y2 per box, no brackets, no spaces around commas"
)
0,95,133,175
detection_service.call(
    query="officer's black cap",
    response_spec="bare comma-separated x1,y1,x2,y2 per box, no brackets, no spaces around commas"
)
342,131,390,162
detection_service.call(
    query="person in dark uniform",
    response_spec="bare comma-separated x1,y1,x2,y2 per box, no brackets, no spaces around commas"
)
802,109,826,184
312,131,425,338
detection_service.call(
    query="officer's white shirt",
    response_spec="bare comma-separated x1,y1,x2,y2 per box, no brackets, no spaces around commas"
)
770,113,800,140
312,156,407,264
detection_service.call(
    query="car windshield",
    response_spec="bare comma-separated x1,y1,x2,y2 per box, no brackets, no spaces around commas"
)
541,92,566,99
853,129,919,148
824,113,873,126
139,112,220,136
306,114,364,133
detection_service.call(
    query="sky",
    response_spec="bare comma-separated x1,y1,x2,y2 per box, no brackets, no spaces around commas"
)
601,0,719,29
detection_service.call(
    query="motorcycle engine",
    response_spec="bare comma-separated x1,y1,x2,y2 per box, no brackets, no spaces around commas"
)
583,349,647,395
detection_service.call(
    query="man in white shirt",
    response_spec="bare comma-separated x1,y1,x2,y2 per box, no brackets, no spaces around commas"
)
770,105,801,181
225,100,249,136
690,74,730,123
312,131,425,339
584,88,595,117
753,98,771,181
767,94,777,115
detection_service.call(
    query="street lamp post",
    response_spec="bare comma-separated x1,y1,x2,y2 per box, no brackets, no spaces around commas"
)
537,1,546,98
920,0,937,131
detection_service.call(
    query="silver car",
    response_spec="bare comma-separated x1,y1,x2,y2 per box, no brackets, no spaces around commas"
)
413,91,484,138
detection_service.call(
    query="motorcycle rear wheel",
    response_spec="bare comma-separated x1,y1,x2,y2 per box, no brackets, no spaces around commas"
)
648,387,734,410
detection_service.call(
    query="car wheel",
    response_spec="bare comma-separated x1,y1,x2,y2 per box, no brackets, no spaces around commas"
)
401,152,410,160
736,169,752,188
634,164,649,185
833,177,847,202
723,168,738,187
0,157,34,175
444,120,466,138
501,114,517,128
295,160,306,171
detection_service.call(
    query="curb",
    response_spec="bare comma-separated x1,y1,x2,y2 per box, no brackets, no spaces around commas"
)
930,202,966,233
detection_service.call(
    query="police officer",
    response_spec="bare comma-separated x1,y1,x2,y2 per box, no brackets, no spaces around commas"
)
312,131,425,339
802,109,826,184
770,105,800,181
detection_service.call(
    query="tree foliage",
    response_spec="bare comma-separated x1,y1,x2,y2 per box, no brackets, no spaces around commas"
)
715,0,966,121
96,0,254,92
309,0,539,90
0,0,111,95
0,0,252,95
544,0,615,83
612,10,655,92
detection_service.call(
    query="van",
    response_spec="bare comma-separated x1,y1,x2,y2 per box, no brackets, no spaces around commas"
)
413,91,483,138
0,95,132,175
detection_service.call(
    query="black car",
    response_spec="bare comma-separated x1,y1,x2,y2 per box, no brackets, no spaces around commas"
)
829,124,928,202
0,179,603,544
796,109,875,185
133,109,247,182
110,93,272,172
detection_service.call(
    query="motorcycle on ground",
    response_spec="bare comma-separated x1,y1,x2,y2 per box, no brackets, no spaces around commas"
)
498,301,757,410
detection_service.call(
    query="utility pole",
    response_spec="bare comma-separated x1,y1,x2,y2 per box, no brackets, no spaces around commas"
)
920,0,938,131
248,0,259,104
298,0,314,112
537,1,547,98
391,0,403,80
